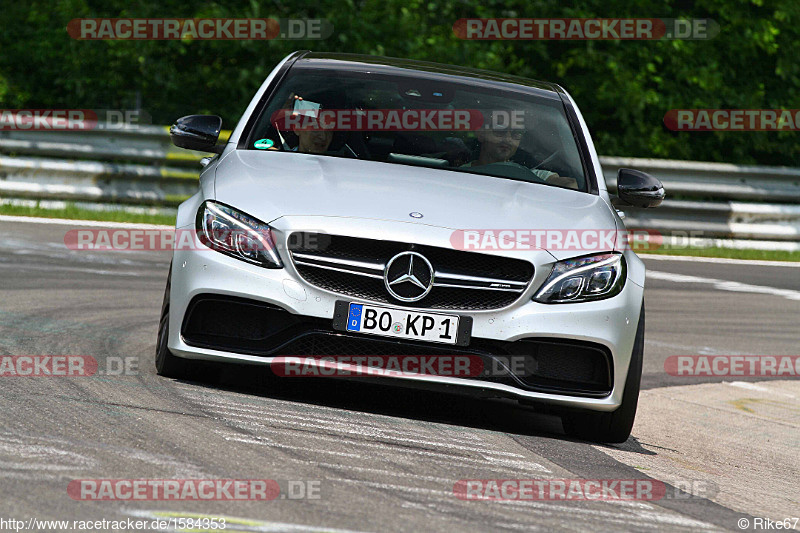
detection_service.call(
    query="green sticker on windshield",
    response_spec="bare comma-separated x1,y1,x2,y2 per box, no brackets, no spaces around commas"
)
254,138,274,150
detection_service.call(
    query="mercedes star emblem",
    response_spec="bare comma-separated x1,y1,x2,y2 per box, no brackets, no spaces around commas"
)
384,251,434,302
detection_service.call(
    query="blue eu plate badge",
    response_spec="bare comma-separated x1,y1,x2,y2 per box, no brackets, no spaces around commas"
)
347,304,363,332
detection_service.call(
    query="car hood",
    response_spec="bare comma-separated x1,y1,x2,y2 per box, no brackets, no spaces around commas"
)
214,150,619,259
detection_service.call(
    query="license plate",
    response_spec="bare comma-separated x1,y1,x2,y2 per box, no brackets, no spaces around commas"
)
344,303,460,345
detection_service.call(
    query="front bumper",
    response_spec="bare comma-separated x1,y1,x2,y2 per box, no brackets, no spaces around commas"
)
167,218,644,412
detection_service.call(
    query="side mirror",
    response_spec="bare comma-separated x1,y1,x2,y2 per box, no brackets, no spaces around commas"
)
169,115,224,153
617,168,665,208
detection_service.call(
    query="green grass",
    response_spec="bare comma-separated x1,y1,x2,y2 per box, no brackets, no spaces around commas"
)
0,202,176,226
637,245,800,262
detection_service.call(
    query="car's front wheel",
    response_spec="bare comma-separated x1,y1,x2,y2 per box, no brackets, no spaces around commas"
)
561,303,645,444
155,264,189,379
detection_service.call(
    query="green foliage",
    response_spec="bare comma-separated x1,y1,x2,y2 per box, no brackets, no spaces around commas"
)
1,0,798,165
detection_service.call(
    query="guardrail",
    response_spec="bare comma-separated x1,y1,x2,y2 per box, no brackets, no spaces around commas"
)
0,126,222,207
601,157,800,247
1,126,798,248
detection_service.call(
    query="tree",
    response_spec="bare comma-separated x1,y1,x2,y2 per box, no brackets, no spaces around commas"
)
1,0,798,165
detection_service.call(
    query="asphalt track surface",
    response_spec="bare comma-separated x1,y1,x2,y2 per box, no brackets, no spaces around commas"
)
1,218,798,532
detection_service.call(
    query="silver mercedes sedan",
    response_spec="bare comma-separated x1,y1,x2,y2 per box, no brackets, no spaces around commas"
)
156,51,664,443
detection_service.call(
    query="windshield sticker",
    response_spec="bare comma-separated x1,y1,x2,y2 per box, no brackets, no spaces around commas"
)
254,138,274,150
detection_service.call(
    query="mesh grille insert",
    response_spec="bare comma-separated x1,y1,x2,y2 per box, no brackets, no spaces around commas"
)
289,233,534,310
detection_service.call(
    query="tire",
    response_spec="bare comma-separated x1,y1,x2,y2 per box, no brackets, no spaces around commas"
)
155,263,189,379
562,303,645,444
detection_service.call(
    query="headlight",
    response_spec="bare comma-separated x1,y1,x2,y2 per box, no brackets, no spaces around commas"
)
533,253,625,303
196,201,283,268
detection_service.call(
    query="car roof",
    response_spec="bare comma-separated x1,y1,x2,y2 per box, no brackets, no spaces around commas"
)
293,51,561,95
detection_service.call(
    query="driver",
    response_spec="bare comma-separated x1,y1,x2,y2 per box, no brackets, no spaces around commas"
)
296,117,335,154
273,93,339,154
463,111,578,189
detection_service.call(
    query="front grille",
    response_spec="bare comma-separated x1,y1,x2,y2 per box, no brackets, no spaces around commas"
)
288,233,534,310
181,295,612,397
277,334,612,395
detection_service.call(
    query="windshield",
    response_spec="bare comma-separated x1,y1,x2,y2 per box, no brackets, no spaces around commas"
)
246,65,588,192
